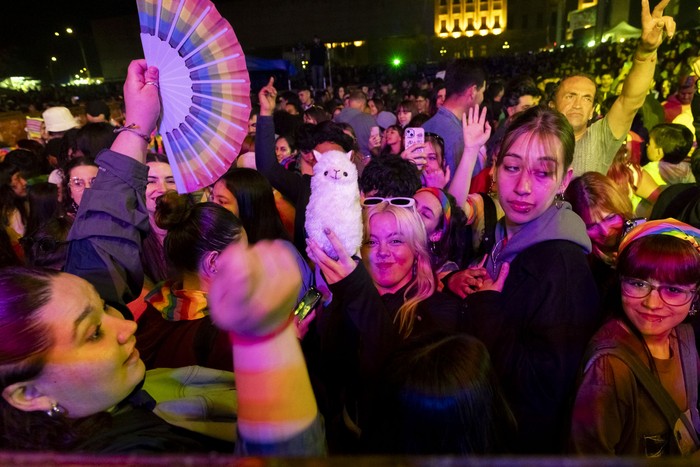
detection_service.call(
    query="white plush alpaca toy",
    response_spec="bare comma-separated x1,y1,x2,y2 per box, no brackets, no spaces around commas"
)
305,149,362,259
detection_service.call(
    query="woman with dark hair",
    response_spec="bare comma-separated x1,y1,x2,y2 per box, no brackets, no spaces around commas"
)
135,192,245,371
396,100,416,129
376,333,516,454
25,182,62,236
571,220,700,457
61,157,98,220
0,60,323,455
457,105,601,454
211,167,290,244
140,152,177,284
275,134,298,169
209,168,313,326
72,122,117,159
367,97,384,117
0,161,28,236
413,187,470,278
303,105,330,125
379,124,403,157
21,182,69,270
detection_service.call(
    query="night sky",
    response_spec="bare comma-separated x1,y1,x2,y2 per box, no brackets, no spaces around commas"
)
2,1,139,79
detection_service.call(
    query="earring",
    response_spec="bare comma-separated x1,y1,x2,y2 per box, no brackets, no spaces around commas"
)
46,403,66,418
430,241,439,256
690,302,698,317
555,192,565,209
412,260,418,277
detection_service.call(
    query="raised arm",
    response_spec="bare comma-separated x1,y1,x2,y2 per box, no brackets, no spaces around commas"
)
208,240,323,455
254,78,305,201
606,0,675,139
692,57,700,143
449,105,491,207
65,60,161,309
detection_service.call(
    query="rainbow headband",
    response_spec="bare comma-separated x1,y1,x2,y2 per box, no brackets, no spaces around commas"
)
416,187,452,238
618,219,700,255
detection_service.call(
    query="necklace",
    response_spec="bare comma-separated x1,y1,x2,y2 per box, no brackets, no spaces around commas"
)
491,237,508,277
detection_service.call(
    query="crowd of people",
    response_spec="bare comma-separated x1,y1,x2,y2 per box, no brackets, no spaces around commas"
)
1,0,700,459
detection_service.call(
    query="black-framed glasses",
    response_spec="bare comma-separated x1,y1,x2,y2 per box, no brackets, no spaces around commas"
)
362,197,416,208
620,277,697,306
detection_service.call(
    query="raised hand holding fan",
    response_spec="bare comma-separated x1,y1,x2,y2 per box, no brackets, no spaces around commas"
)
137,0,251,193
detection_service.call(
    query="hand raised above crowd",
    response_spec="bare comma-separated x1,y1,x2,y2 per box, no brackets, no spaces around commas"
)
208,240,302,339
111,59,160,162
462,104,491,151
638,0,675,54
258,77,277,117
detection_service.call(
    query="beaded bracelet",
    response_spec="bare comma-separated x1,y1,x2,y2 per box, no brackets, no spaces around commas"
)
113,123,151,143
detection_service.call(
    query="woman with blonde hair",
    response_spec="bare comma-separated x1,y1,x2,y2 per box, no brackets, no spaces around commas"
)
306,199,462,452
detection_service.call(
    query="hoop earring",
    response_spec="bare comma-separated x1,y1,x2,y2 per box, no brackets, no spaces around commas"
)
554,192,565,209
46,403,66,418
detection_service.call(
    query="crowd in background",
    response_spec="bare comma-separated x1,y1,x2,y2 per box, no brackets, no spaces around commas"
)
1,0,700,459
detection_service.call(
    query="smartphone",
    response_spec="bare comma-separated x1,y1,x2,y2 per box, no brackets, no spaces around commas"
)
404,127,425,151
370,126,380,139
293,287,322,323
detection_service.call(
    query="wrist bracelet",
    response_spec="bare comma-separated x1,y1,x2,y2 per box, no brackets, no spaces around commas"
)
114,123,152,143
633,50,657,63
228,315,295,345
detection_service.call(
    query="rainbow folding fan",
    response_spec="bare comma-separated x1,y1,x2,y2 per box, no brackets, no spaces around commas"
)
137,0,251,193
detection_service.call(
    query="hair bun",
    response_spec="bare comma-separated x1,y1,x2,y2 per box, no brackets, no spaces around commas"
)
154,190,192,231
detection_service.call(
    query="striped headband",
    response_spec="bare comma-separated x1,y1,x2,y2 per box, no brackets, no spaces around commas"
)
415,187,452,238
618,219,700,255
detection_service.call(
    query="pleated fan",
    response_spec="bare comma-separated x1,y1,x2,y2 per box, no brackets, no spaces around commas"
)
137,0,251,193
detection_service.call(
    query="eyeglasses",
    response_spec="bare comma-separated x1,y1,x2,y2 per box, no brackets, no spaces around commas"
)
362,197,416,208
69,177,96,190
620,277,697,306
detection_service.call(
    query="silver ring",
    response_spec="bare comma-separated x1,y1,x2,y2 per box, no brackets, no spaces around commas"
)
145,81,160,88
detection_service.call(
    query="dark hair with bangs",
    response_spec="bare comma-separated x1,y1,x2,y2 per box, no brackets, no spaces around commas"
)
615,234,700,378
495,106,575,174
617,235,700,287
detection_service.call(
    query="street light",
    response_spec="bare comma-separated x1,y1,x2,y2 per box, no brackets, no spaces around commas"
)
48,56,58,84
57,27,91,80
